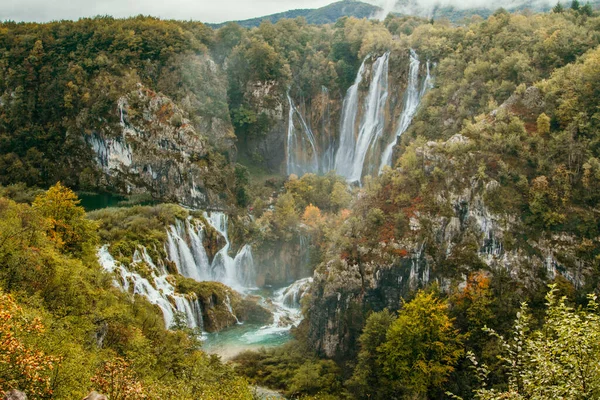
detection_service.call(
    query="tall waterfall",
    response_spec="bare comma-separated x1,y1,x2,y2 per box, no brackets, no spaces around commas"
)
98,245,204,330
380,50,433,172
286,93,319,176
334,52,391,182
334,58,367,176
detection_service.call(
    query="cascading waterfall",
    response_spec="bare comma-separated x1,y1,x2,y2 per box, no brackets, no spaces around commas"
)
165,214,258,291
380,50,433,172
286,93,319,176
201,211,258,291
98,245,204,330
334,57,367,178
278,277,313,308
240,277,311,344
225,294,241,325
334,52,390,182
166,219,210,282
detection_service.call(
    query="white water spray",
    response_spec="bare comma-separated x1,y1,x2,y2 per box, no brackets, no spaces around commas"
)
98,245,204,330
334,52,390,182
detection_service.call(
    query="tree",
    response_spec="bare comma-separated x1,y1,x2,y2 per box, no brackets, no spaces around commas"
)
581,2,593,16
0,292,59,398
91,357,146,400
347,309,396,399
553,2,565,12
274,193,299,239
32,182,98,254
536,113,551,136
379,291,465,399
330,181,351,211
571,0,580,10
469,286,600,399
302,204,323,228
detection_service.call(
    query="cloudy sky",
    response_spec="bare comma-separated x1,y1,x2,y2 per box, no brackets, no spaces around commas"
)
1,0,345,23
0,0,552,23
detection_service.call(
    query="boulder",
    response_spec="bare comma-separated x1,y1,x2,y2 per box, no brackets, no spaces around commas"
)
4,390,26,400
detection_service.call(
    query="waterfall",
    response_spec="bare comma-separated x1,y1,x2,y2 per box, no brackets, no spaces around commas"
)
334,57,367,178
350,52,390,181
225,294,241,324
380,50,433,172
278,277,313,308
286,93,319,176
334,52,390,182
241,277,310,344
163,212,257,291
166,219,210,282
98,245,204,330
202,211,258,292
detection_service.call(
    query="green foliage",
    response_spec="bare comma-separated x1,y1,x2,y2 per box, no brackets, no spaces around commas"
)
0,188,254,399
232,342,343,398
0,16,214,190
346,293,465,399
468,286,600,399
33,182,99,255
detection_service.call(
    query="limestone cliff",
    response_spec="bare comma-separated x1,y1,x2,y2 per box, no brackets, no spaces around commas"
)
86,84,227,208
304,88,594,359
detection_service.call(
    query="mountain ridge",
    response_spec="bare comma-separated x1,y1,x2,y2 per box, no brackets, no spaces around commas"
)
206,0,381,28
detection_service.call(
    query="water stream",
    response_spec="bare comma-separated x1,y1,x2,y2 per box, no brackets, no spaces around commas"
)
99,211,312,358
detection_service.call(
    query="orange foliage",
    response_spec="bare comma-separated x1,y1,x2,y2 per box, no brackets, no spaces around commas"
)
0,293,59,398
91,357,146,400
455,272,491,304
339,209,352,220
302,204,323,228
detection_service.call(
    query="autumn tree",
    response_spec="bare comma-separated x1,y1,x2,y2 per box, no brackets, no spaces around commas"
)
379,291,465,399
302,204,323,228
91,357,146,400
0,292,59,398
32,182,98,254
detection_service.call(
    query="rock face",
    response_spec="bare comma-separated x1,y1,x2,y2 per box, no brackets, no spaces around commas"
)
87,85,218,208
253,237,313,287
306,125,590,360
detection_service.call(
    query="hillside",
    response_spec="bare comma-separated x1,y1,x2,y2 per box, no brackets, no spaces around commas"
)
2,3,600,399
208,0,381,28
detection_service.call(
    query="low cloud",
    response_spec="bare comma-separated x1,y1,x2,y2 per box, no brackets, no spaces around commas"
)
370,0,555,18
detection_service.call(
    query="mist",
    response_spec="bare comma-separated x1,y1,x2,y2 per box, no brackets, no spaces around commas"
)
369,0,556,18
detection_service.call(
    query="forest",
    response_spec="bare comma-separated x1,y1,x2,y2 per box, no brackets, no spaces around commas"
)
2,1,600,399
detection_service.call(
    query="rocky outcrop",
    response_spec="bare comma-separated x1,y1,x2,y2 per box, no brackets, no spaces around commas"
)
253,236,313,287
3,390,26,400
87,85,218,208
306,128,591,360
83,392,107,400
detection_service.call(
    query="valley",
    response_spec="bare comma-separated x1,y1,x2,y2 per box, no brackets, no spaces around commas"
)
2,1,600,399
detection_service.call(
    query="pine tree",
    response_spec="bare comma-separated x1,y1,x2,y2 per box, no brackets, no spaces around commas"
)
571,0,580,10
553,1,565,12
581,2,593,15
